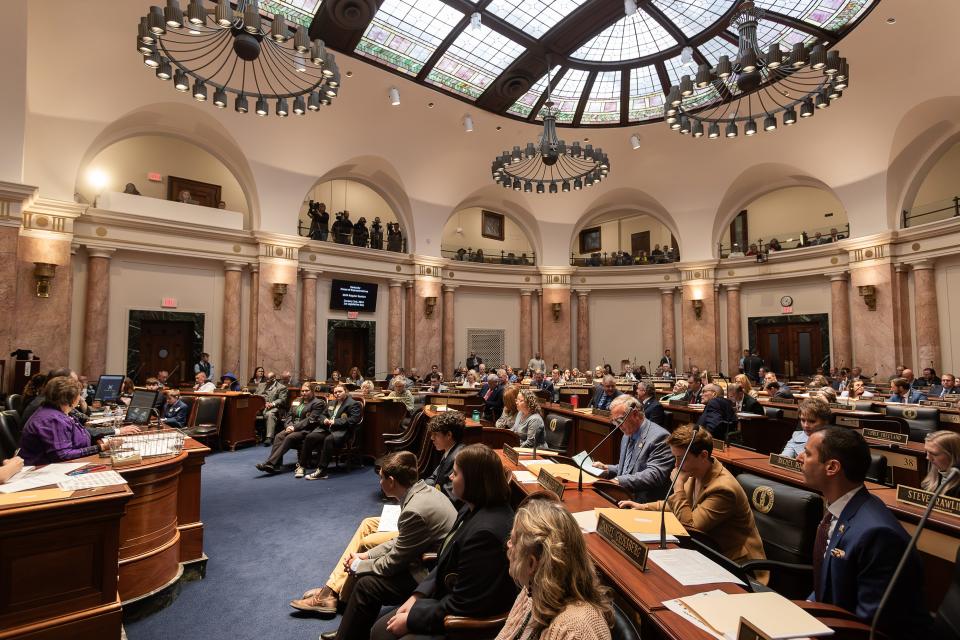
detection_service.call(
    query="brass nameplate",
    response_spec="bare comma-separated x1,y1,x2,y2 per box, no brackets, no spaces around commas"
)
862,428,909,445
737,618,774,640
669,399,689,407
503,444,519,466
537,467,565,499
922,399,957,409
835,416,861,428
896,485,960,517
943,413,960,425
593,408,611,417
828,402,848,410
768,453,803,473
596,513,648,571
559,402,574,410
447,398,464,405
773,397,798,405
713,439,727,452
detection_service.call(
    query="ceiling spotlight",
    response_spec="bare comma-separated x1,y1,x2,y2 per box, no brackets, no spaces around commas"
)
470,12,482,32
463,115,474,132
389,87,400,106
624,0,638,16
629,134,640,150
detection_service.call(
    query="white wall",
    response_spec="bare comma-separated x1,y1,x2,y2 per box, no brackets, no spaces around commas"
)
935,255,960,375
300,179,400,235
453,288,521,368
81,135,249,215
587,289,663,371
441,207,534,259
914,142,960,209
573,213,673,258
738,277,832,359
743,187,847,244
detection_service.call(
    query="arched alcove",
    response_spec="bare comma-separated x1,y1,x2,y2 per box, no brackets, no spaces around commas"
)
79,134,249,215
724,186,848,254
299,179,403,247
569,210,677,265
441,207,536,264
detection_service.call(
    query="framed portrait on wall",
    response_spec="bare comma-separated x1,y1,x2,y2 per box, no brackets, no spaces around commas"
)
579,226,601,253
481,210,505,241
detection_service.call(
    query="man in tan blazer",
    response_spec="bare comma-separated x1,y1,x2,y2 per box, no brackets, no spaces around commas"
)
290,451,457,640
620,424,767,583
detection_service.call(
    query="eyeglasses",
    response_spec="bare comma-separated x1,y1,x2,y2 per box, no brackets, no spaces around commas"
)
611,405,635,429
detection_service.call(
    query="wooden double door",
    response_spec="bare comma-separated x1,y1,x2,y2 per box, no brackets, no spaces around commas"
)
756,322,823,377
330,326,369,378
138,320,194,385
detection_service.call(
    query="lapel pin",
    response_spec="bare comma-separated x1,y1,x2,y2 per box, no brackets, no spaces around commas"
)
831,548,845,559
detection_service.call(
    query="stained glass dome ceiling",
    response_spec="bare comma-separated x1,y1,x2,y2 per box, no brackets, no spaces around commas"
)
308,0,876,127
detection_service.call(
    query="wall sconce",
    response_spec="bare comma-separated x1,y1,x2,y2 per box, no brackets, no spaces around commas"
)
33,262,57,298
551,302,562,322
424,296,437,318
272,283,287,310
691,299,704,320
858,285,877,311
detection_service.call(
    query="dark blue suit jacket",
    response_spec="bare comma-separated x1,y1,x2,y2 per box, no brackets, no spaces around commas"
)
888,389,927,404
815,487,930,637
641,397,667,428
160,400,189,428
929,385,958,398
590,387,621,410
697,398,737,440
478,384,504,420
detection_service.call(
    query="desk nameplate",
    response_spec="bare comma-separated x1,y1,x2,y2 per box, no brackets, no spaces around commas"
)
596,512,648,572
835,416,861,428
768,453,803,473
737,618,774,640
922,399,957,409
668,400,689,407
896,485,960,518
558,402,574,410
944,413,960,425
593,408,611,418
503,445,519,466
537,467,565,500
713,439,727,452
862,428,909,445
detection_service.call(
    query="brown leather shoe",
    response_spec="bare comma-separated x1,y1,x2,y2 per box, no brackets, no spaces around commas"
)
290,585,338,614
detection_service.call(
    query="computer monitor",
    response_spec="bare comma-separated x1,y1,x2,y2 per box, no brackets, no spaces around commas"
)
126,388,159,425
94,375,124,404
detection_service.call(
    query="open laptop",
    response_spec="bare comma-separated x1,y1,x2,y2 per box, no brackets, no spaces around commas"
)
94,375,124,404
125,388,159,425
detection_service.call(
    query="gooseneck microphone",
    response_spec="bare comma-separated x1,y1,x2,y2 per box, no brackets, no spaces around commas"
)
578,405,634,492
869,465,959,640
659,424,701,549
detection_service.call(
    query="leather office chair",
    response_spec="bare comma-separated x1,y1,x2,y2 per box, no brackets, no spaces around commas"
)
331,399,365,469
882,405,939,442
610,601,641,640
740,417,797,455
592,479,633,505
3,409,21,441
866,453,889,485
7,393,23,415
0,412,18,461
542,413,572,452
763,406,784,420
735,473,823,599
184,395,225,448
931,545,960,640
662,409,674,430
443,612,508,640
179,394,197,422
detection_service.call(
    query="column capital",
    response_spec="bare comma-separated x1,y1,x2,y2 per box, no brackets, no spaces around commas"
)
724,283,741,292
224,261,245,272
519,289,534,297
910,259,936,271
828,271,849,282
87,247,116,259
389,279,405,288
574,289,590,297
442,284,458,293
404,280,414,289
299,268,319,280
660,286,677,294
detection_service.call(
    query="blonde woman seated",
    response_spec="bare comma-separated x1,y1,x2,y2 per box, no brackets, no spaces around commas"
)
387,377,415,412
620,425,767,583
660,379,689,402
359,380,381,398
812,385,838,404
923,431,960,498
781,398,831,459
496,385,520,430
734,374,758,399
497,496,613,640
514,389,545,448
839,379,875,400
462,371,479,389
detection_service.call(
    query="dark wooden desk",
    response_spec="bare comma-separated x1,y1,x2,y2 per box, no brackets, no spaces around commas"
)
358,398,408,459
0,484,132,640
181,392,264,451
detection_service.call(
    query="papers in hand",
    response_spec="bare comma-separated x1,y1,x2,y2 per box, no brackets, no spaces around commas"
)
376,504,401,532
0,463,88,494
572,451,603,477
675,590,834,640
57,470,128,491
511,470,539,484
648,549,745,586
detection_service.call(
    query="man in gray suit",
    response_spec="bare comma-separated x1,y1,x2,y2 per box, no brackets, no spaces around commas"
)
592,395,673,502
258,371,290,446
291,451,457,640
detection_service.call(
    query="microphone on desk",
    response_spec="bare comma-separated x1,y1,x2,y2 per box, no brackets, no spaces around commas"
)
577,404,633,492
659,423,701,550
869,464,960,640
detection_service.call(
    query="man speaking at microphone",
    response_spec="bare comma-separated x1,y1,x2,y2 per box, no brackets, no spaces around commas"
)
591,395,673,502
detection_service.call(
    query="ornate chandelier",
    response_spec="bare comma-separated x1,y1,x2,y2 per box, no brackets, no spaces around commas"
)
492,62,609,194
137,0,341,116
665,1,849,138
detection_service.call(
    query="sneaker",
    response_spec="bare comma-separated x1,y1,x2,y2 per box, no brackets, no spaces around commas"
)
320,630,338,640
295,465,305,479
290,585,337,614
305,468,328,480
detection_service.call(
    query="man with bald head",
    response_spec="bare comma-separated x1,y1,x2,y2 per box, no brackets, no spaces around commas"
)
590,375,621,410
478,373,503,420
697,383,737,440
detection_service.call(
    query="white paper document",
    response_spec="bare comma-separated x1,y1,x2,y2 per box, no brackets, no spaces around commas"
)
0,463,88,494
511,470,539,484
57,470,128,491
662,590,727,640
571,510,598,533
648,549,746,586
571,451,604,477
632,532,679,544
376,504,402,532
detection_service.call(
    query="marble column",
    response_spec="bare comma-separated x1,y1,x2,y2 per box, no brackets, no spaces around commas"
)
535,290,544,358
388,281,403,370
661,287,676,363
247,264,259,377
255,258,298,377
725,284,742,378
441,285,456,377
222,263,243,376
849,263,897,379
404,281,415,369
0,225,18,377
713,284,722,374
894,264,913,369
680,283,717,374
82,248,114,379
519,290,533,365
299,270,318,380
829,273,853,371
414,279,442,376
913,260,941,372
576,290,590,372
540,287,572,369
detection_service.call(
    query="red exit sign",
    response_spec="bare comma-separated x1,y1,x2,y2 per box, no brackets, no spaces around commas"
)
347,311,358,319
161,297,178,308
781,306,793,314
147,172,162,182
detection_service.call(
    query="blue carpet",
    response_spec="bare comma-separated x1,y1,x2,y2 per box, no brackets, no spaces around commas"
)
125,445,386,640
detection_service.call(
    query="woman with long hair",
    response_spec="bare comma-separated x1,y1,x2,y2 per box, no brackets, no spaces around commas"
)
513,389,544,448
497,385,520,430
497,496,613,640
923,431,960,497
733,374,756,398
348,366,364,385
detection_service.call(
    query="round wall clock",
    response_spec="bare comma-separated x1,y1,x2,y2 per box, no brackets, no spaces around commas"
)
780,295,794,307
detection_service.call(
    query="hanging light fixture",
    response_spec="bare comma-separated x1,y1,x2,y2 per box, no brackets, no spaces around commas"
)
491,58,609,194
136,0,341,116
664,1,848,140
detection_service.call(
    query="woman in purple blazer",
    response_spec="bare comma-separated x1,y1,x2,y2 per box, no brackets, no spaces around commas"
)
19,377,114,465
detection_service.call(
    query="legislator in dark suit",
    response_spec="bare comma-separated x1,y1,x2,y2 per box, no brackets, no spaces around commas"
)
590,386,621,410
424,442,464,505
302,395,363,473
401,503,516,635
738,394,763,416
742,354,764,382
263,398,327,467
641,396,667,428
602,418,673,502
160,399,189,428
814,487,930,637
478,383,504,421
697,397,737,440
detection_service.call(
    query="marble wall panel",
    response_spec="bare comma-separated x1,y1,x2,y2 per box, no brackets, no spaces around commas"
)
14,235,72,370
849,263,897,379
413,279,441,376
681,284,718,374
540,288,571,369
256,261,298,376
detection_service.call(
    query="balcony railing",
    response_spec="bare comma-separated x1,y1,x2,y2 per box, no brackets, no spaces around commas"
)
902,196,960,228
442,248,536,265
570,251,679,267
718,222,850,259
297,219,408,253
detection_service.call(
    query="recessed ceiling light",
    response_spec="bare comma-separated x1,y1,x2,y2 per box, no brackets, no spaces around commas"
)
886,16,896,24
427,102,435,108
496,126,502,131
583,137,590,142
345,70,353,77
